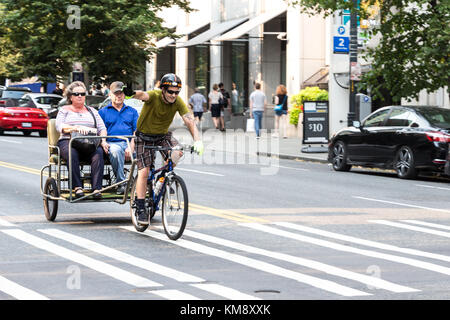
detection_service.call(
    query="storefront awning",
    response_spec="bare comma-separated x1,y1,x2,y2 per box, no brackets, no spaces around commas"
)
214,8,286,42
177,17,248,48
155,21,210,48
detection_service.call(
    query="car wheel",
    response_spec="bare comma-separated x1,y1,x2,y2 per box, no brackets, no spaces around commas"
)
332,141,352,171
39,130,47,138
394,146,417,179
23,131,32,136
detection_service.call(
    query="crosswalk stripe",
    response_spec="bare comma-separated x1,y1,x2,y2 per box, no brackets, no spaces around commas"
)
179,228,417,293
401,220,450,231
370,220,450,239
121,226,371,297
275,222,450,263
0,275,49,300
38,228,204,283
191,283,261,300
148,289,201,300
242,223,450,276
1,229,162,288
0,217,16,227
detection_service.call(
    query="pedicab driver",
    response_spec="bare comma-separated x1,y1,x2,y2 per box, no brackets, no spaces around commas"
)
132,73,204,225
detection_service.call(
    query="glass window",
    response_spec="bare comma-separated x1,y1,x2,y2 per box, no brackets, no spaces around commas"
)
36,96,62,105
195,45,209,99
363,109,390,127
419,108,450,129
2,90,27,99
231,41,248,114
386,108,413,127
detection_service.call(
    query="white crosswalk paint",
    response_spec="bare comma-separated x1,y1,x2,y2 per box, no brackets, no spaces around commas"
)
370,220,450,239
148,289,201,300
275,222,450,263
0,275,49,300
1,229,161,288
242,223,450,276
191,283,261,300
0,218,16,227
179,228,417,293
38,228,204,283
121,226,371,297
401,220,450,231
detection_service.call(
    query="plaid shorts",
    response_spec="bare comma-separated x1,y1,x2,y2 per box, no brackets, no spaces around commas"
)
135,131,180,170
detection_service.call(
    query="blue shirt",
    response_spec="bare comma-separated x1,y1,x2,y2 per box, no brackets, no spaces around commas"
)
98,103,139,142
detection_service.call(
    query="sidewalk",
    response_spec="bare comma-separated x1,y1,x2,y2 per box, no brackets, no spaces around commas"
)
171,125,329,164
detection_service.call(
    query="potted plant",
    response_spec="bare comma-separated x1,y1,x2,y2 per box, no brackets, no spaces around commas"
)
289,86,329,126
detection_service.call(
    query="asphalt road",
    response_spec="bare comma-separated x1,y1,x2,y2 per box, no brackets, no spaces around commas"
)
1,131,450,305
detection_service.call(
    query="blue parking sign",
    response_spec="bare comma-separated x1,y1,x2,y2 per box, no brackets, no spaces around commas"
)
333,36,349,53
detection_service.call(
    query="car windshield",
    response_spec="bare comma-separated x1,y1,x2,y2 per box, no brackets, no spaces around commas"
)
36,96,62,105
419,108,450,129
2,91,27,99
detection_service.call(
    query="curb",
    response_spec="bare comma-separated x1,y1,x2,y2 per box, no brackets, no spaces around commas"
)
256,152,329,164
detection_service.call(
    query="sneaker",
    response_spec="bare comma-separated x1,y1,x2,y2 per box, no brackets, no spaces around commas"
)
137,208,149,225
116,184,125,195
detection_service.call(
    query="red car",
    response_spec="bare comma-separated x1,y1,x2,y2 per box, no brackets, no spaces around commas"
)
0,105,48,137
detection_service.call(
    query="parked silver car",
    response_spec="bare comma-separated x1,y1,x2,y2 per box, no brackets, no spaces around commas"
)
19,93,63,115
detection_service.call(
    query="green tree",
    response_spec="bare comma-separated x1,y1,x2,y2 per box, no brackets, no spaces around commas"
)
0,0,192,87
290,0,450,104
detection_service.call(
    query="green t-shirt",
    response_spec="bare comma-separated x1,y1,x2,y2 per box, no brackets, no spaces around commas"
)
136,90,190,134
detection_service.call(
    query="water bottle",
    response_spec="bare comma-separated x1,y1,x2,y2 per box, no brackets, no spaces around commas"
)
154,176,165,195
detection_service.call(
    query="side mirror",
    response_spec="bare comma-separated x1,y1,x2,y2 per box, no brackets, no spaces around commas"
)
353,121,361,128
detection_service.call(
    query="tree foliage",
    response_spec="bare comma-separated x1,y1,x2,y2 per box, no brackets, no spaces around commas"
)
290,0,450,103
0,0,192,85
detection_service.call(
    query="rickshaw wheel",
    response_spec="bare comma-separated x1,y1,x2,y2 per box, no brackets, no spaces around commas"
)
43,177,59,221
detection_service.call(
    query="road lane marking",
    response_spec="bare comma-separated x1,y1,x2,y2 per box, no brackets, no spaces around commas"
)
0,275,49,300
0,161,42,175
176,167,225,177
191,283,261,300
178,227,417,293
370,220,450,239
0,217,16,227
148,289,201,300
415,184,450,191
275,222,450,263
242,223,450,276
0,139,22,144
121,226,371,297
38,228,203,283
401,220,450,231
1,229,162,288
190,203,269,223
353,196,450,214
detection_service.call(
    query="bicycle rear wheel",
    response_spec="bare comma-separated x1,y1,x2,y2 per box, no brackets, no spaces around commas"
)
161,174,188,240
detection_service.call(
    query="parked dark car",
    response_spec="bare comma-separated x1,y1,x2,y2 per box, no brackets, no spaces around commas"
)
328,105,450,179
0,86,32,107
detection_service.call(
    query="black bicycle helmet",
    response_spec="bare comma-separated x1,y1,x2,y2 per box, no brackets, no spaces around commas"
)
160,73,182,89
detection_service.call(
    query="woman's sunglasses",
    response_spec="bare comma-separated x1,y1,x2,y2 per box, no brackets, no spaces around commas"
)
166,89,180,96
72,92,86,97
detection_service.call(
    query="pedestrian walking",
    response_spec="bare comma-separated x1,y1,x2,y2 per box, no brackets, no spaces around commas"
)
249,82,266,138
218,82,230,131
273,84,288,139
98,81,139,195
188,88,207,125
208,84,224,131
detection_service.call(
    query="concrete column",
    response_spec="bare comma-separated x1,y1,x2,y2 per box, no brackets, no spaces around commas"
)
176,36,189,102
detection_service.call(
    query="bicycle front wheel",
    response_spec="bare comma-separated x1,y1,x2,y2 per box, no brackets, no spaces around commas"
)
161,174,188,240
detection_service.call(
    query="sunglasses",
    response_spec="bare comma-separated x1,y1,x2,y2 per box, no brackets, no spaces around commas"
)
72,92,86,97
166,89,180,96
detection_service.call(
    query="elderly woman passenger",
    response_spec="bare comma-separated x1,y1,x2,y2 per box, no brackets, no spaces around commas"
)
55,81,107,199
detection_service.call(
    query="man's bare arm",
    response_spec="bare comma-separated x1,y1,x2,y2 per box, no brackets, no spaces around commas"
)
182,112,200,141
133,90,150,101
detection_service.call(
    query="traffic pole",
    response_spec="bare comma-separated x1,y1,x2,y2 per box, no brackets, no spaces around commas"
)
348,0,358,127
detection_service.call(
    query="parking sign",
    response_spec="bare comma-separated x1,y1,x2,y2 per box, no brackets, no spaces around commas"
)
333,36,349,53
